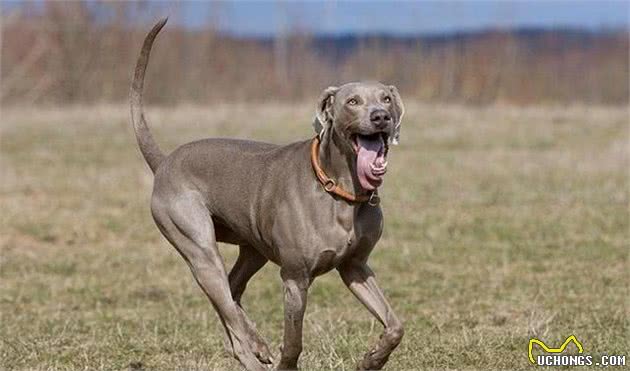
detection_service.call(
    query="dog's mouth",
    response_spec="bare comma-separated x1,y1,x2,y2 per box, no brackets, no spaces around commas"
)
351,132,388,191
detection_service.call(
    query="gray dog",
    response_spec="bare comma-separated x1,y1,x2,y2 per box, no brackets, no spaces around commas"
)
130,19,405,371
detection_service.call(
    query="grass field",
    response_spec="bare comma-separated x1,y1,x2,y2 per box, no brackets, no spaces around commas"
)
1,103,628,370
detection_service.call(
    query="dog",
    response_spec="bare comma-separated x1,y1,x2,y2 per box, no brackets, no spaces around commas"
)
130,19,405,371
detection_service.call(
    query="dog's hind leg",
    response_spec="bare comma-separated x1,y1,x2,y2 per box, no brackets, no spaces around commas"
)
151,193,269,371
229,245,268,304
224,245,273,364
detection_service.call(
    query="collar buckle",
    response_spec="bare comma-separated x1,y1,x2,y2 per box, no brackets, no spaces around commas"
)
323,179,336,192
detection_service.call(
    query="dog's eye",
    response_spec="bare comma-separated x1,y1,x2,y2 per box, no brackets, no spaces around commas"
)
383,96,392,104
347,98,358,106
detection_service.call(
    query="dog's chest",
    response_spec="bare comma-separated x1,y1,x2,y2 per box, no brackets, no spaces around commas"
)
310,206,382,276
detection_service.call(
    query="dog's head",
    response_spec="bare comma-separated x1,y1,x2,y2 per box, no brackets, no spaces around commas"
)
313,81,405,191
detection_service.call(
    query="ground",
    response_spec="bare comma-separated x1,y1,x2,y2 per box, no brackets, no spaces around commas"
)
0,103,627,370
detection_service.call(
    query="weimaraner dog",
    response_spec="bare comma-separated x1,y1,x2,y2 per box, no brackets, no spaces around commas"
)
130,19,405,371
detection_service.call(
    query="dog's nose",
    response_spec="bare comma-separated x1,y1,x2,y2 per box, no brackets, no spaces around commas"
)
370,109,391,129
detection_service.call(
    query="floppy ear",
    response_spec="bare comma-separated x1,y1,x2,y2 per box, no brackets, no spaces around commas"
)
388,85,405,145
313,86,339,138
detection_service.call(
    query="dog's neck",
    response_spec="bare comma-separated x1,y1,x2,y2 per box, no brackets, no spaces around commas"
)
318,129,369,198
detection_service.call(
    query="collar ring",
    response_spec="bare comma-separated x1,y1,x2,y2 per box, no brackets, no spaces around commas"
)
368,192,380,206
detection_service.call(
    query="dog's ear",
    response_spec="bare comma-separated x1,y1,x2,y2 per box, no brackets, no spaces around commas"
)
313,86,339,138
388,85,405,145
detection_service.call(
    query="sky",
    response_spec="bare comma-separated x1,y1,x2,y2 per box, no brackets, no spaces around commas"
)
172,0,630,36
2,0,628,36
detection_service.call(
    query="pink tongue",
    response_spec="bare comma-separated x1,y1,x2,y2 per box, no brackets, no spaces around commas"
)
356,135,386,190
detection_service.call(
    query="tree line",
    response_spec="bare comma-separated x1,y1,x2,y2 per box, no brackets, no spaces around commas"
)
2,1,627,105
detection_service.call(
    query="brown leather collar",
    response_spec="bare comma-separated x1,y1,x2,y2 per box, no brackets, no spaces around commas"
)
310,137,379,206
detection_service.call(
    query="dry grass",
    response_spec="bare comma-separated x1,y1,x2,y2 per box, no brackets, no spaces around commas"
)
0,102,628,370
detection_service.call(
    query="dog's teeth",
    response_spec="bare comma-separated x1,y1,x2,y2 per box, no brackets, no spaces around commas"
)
370,161,388,170
370,163,387,176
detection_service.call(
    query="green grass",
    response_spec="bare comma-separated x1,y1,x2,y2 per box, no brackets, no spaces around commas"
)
0,103,628,370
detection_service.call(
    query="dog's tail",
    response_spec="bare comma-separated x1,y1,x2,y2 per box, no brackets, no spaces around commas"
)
130,18,168,173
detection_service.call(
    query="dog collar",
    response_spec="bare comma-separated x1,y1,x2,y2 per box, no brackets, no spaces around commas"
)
310,137,380,206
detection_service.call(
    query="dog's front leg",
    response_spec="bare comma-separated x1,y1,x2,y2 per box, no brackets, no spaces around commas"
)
338,262,404,370
277,270,310,370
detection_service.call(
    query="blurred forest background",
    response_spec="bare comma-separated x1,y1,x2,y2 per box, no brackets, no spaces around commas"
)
1,1,628,106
